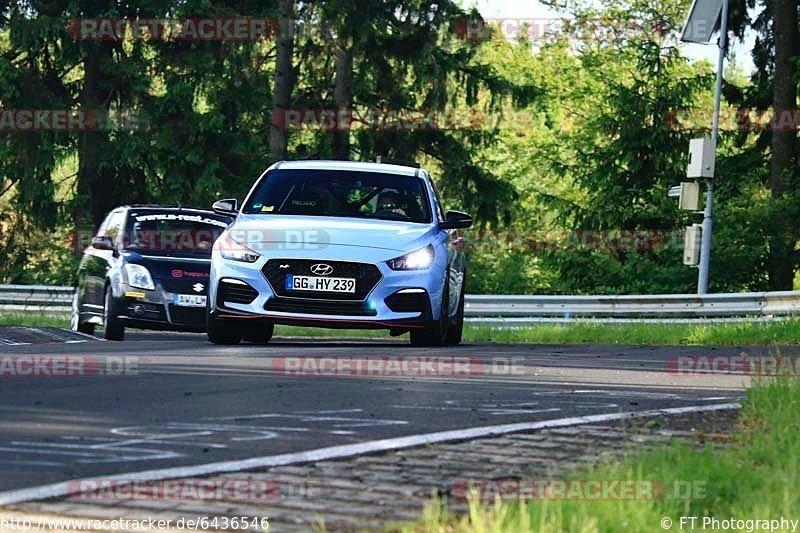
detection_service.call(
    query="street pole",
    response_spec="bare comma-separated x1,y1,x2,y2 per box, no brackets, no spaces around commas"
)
697,0,729,295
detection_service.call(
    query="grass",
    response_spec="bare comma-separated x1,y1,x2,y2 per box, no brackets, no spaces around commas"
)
464,320,800,345
396,377,800,533
2,315,800,345
0,314,70,328
277,320,800,346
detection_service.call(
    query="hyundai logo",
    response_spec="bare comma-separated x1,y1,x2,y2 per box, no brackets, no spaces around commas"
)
192,283,205,293
310,263,334,276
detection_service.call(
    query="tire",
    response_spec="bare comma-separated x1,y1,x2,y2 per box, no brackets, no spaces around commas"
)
242,322,274,344
206,309,242,345
102,286,124,341
410,277,449,347
445,276,465,346
71,289,95,336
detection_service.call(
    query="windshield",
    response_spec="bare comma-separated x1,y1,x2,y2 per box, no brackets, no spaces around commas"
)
242,169,433,223
123,211,230,253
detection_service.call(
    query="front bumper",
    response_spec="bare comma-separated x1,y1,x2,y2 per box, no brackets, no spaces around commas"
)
112,283,208,332
209,249,446,331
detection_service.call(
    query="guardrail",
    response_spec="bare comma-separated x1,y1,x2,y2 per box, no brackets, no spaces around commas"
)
0,285,73,315
465,292,800,323
1,285,799,324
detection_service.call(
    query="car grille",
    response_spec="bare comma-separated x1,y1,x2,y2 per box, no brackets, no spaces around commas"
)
161,278,210,294
264,297,377,316
262,259,382,301
168,305,206,326
217,280,259,305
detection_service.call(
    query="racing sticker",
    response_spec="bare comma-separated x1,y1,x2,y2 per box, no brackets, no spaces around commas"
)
132,213,229,228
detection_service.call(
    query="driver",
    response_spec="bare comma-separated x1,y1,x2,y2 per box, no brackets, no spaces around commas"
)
375,191,409,218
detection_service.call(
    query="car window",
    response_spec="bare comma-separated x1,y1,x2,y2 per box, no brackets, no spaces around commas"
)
124,212,230,253
242,169,433,224
98,210,126,243
429,179,446,223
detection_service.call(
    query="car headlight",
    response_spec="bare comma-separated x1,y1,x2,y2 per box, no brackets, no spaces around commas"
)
125,264,155,291
388,245,435,270
215,234,260,263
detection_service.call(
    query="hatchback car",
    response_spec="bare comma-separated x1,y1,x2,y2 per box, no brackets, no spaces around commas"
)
71,206,233,340
207,160,472,346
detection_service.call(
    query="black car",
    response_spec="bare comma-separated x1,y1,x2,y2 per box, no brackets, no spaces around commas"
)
71,206,233,340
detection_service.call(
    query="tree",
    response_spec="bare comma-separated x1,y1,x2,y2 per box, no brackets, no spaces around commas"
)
269,0,295,160
767,0,799,289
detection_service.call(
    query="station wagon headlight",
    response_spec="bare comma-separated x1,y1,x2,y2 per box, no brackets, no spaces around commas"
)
388,245,435,270
125,264,155,291
215,234,260,263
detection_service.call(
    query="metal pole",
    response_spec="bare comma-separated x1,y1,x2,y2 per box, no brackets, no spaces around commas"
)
697,0,728,295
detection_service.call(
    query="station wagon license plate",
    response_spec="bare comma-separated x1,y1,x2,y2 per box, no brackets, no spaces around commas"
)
286,275,356,293
172,294,207,307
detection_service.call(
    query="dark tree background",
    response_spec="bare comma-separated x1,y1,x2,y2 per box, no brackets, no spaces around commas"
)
0,0,798,294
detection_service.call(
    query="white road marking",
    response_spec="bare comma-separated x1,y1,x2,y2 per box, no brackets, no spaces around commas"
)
0,402,741,506
0,338,29,346
60,328,105,342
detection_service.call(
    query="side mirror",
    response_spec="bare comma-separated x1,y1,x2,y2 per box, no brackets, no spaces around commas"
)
439,210,473,230
212,198,238,216
91,235,114,250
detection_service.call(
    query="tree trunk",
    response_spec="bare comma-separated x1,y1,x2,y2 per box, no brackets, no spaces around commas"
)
75,42,113,230
767,0,799,289
331,38,353,160
269,0,295,161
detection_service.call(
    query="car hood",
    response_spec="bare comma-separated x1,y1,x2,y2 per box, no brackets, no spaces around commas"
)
123,251,211,294
229,215,437,253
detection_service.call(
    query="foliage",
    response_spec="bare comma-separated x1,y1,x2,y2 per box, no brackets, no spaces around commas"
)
0,0,793,295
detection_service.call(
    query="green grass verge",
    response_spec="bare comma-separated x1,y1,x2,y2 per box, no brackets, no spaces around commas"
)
464,320,800,345
277,320,800,345
397,378,800,533
2,315,799,345
0,314,70,328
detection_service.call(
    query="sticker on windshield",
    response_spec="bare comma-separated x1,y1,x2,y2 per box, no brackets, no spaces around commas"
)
260,205,275,212
132,213,229,228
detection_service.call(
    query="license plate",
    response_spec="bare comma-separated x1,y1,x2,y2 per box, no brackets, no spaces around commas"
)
286,275,356,293
172,294,207,307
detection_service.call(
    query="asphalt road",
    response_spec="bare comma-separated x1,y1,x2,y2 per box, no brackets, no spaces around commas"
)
0,330,757,493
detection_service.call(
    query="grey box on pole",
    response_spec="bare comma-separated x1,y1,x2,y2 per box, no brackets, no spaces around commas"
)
684,224,702,266
679,182,701,210
687,137,716,178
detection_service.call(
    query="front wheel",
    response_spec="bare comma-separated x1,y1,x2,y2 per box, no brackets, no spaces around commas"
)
206,309,242,345
71,289,95,335
445,277,465,346
102,286,124,341
410,280,449,347
242,322,274,344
